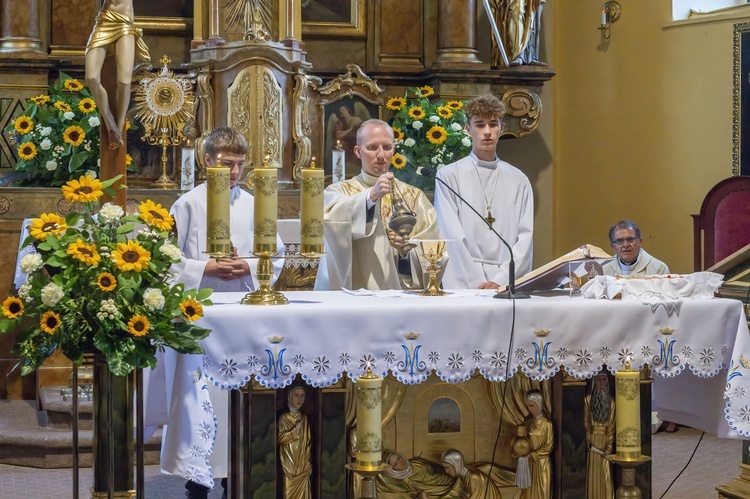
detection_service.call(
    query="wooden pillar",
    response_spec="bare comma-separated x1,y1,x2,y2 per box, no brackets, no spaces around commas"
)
0,0,45,53
433,0,484,68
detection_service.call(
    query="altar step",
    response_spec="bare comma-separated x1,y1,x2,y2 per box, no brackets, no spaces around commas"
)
0,399,161,469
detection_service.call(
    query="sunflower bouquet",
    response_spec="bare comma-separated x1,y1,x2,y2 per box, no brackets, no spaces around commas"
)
4,72,102,186
0,175,213,376
386,85,471,191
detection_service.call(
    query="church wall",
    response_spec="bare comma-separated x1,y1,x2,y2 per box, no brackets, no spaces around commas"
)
551,0,735,273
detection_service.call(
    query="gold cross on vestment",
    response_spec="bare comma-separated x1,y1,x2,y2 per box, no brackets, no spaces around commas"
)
485,210,495,227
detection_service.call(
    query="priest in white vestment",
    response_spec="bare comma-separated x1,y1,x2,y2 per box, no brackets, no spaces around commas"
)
155,127,284,497
434,94,533,289
602,220,669,276
316,119,441,291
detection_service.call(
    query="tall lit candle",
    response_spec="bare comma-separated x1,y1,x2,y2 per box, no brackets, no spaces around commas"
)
206,155,231,255
601,8,607,26
332,140,345,183
615,360,641,459
253,155,278,255
356,364,382,469
300,157,324,255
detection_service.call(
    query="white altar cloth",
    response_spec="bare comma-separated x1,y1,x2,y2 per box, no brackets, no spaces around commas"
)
158,290,750,488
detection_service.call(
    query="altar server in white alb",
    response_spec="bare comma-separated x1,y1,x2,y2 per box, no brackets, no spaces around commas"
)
434,94,534,289
316,119,441,290
162,126,284,498
602,220,669,276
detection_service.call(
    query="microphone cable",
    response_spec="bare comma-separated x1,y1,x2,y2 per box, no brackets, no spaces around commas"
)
657,430,705,498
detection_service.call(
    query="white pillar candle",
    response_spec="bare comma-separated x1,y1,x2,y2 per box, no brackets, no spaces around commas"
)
332,140,345,183
356,366,382,469
181,146,195,191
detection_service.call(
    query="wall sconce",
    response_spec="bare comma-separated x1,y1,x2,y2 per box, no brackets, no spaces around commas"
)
598,1,622,40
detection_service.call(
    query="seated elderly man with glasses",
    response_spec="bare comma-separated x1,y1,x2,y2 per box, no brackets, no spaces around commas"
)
602,220,669,276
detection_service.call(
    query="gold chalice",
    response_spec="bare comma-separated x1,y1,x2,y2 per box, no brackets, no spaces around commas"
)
418,240,447,296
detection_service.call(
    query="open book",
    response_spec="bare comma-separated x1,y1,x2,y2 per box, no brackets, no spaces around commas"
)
498,244,613,293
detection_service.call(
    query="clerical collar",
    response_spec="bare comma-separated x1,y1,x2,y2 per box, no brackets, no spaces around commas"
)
471,152,499,169
618,249,642,272
359,170,379,187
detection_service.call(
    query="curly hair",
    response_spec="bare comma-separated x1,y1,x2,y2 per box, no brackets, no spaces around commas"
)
204,126,248,160
464,94,506,120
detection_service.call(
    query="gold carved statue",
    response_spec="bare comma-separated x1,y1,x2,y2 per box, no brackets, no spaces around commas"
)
584,373,615,498
85,0,151,148
488,0,546,67
277,386,312,498
377,451,454,498
521,389,553,498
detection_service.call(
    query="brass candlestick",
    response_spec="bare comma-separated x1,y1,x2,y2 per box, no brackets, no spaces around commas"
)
145,127,182,189
240,252,288,305
606,454,651,498
419,240,447,296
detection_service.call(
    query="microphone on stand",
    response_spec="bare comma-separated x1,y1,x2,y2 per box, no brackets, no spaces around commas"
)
421,167,530,299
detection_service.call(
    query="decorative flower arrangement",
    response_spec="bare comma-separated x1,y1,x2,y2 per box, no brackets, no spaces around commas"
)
386,85,471,191
0,175,213,376
4,72,102,186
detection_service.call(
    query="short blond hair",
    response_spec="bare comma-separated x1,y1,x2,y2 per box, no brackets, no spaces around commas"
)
464,94,506,121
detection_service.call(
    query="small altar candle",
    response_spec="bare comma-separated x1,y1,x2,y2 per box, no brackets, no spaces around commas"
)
332,140,345,183
356,364,382,469
615,360,641,459
206,155,231,255
253,155,278,255
300,157,324,255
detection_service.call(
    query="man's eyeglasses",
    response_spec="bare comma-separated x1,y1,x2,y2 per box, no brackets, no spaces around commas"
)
613,237,638,246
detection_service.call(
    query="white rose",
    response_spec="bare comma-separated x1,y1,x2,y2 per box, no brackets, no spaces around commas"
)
41,282,64,307
159,243,182,260
45,160,57,171
143,288,165,310
461,137,471,147
40,138,52,150
404,138,415,147
412,121,423,130
40,126,52,137
63,111,75,121
98,203,124,223
86,169,97,179
88,116,100,128
20,253,44,274
429,115,440,123
451,123,462,131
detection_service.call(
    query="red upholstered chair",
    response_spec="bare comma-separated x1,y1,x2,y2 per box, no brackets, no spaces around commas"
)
692,176,750,271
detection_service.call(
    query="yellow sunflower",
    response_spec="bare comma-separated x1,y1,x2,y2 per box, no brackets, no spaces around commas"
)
2,297,24,319
127,315,150,337
112,240,151,272
54,101,71,113
436,106,453,119
391,153,407,170
426,125,448,145
29,213,68,241
14,116,34,135
125,154,133,167
17,141,37,161
31,95,50,105
40,311,61,335
66,239,101,266
393,127,404,141
64,79,84,92
446,100,463,110
386,96,406,111
126,118,133,130
96,272,117,292
418,85,435,98
408,106,425,120
180,298,204,322
62,175,104,204
78,98,96,114
63,125,86,147
138,200,174,231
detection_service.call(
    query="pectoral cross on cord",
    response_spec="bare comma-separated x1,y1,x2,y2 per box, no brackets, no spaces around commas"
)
485,210,495,227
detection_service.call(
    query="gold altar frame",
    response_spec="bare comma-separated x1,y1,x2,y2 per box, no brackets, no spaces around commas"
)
732,22,750,176
302,0,366,38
